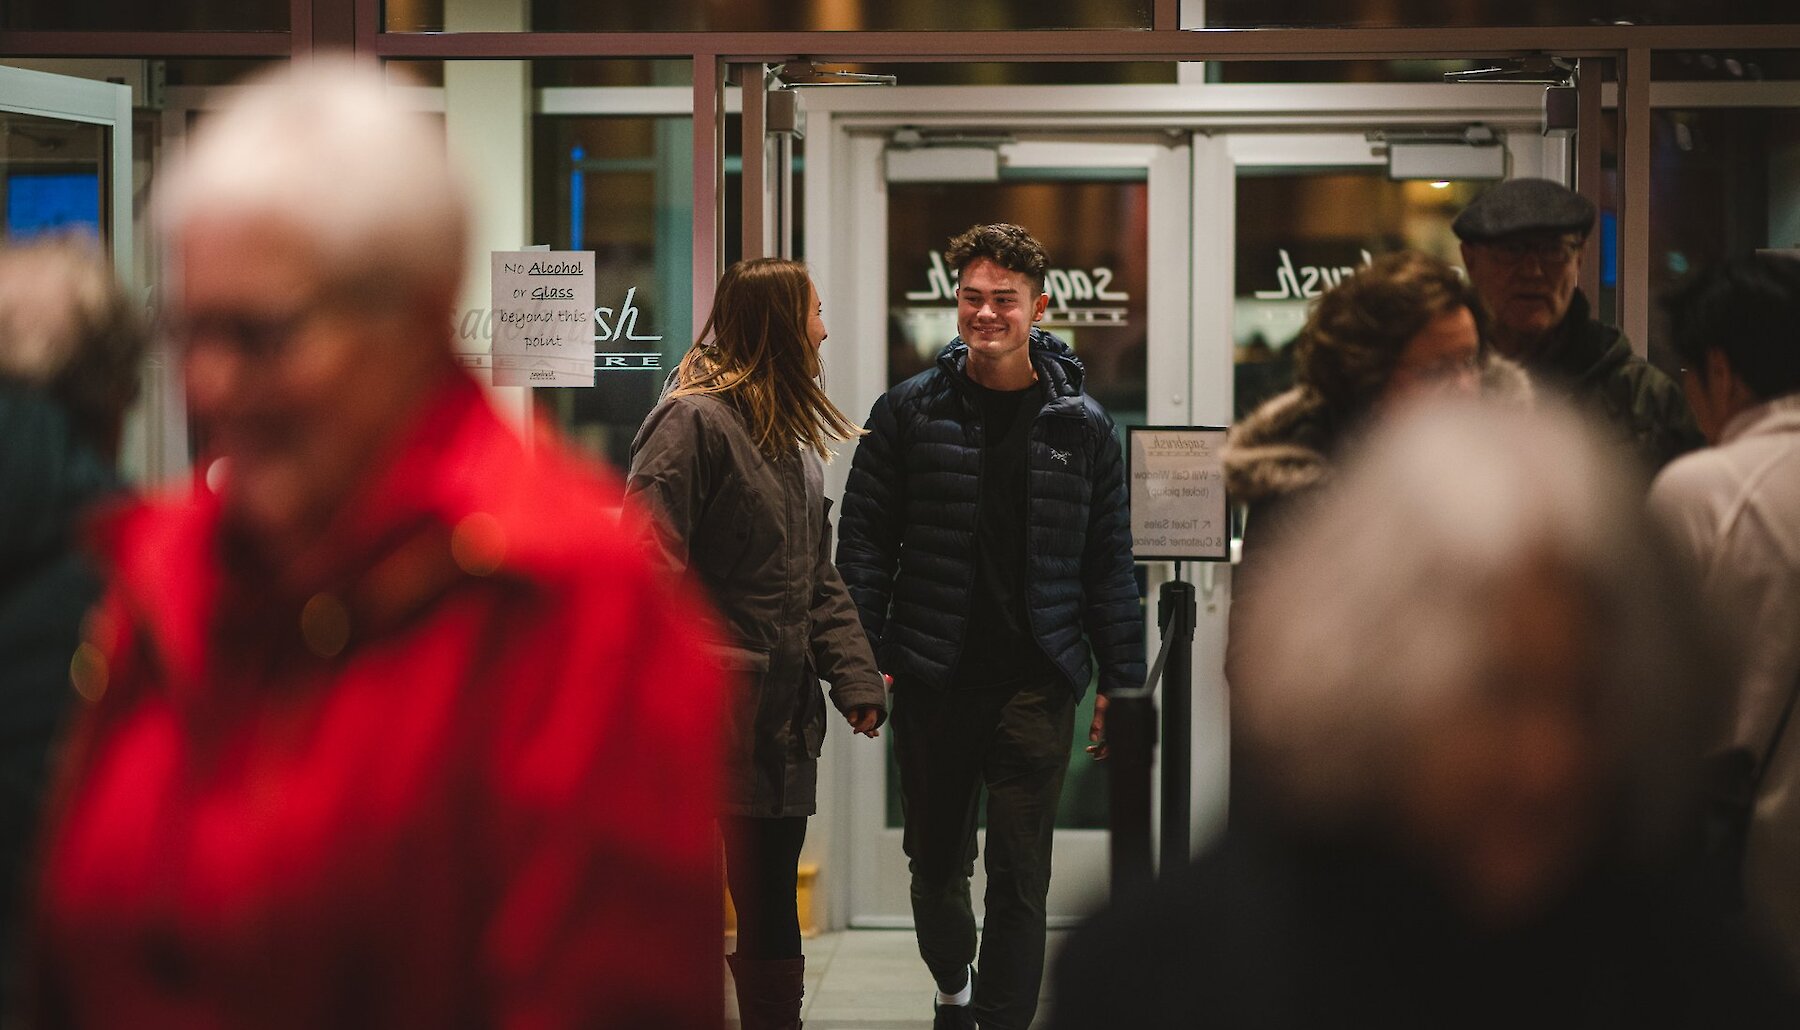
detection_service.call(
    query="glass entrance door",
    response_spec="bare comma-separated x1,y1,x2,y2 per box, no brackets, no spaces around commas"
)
840,136,1191,928
0,66,130,265
1195,130,1568,422
809,84,1556,932
0,65,160,479
1185,124,1559,854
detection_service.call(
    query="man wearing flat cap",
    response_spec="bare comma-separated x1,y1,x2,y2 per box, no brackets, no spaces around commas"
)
1457,177,1702,472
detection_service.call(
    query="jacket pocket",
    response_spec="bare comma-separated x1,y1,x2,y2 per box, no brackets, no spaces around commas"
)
796,672,828,759
712,645,773,771
709,644,773,674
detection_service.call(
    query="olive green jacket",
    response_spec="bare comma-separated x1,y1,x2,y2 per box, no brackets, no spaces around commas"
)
1524,290,1704,477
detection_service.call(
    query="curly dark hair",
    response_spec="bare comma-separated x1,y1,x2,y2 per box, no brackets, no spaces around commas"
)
1664,253,1800,402
1295,251,1486,416
945,223,1050,295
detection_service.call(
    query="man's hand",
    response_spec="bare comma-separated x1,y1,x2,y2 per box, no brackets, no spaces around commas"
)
1084,693,1109,761
847,705,882,738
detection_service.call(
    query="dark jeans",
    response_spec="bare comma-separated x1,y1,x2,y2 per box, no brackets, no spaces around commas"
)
892,674,1076,1030
720,814,808,960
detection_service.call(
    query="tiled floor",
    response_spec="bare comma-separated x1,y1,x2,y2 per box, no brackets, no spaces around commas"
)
725,929,1070,1029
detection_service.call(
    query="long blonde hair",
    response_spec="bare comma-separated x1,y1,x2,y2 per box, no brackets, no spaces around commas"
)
672,258,863,461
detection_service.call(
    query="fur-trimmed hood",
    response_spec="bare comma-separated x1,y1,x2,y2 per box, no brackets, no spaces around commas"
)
1224,355,1534,505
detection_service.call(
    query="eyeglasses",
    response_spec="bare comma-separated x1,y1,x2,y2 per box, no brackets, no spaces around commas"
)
1479,237,1583,270
161,304,334,363
1394,353,1481,384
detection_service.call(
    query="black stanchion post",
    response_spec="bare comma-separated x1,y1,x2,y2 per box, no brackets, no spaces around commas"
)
1106,689,1156,898
1158,578,1197,875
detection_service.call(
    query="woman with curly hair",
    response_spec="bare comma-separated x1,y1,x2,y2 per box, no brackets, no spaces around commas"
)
626,258,886,1030
1222,251,1532,816
1225,250,1531,569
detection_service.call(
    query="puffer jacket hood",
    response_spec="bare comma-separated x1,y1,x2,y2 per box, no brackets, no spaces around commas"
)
935,326,1089,398
1225,355,1534,506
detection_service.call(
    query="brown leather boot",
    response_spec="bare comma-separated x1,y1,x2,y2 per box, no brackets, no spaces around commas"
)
726,953,806,1030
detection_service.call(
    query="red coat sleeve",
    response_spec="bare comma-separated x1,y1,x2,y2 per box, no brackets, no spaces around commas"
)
483,553,726,1030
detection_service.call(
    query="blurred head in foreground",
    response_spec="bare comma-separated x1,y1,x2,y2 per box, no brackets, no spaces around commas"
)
156,58,466,558
0,235,146,459
1231,399,1716,927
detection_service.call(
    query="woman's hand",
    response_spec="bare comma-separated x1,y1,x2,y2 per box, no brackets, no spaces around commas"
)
846,705,883,738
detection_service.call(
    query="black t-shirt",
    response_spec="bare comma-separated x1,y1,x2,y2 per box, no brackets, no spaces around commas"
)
953,378,1055,687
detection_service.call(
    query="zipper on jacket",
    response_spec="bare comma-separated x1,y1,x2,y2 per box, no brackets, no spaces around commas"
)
945,389,984,683
1021,398,1077,691
945,360,1075,689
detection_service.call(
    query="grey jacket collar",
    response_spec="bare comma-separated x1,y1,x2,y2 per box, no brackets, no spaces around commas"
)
938,327,1084,392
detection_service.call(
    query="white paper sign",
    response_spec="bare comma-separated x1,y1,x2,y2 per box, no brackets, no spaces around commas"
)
491,250,595,387
1127,426,1230,562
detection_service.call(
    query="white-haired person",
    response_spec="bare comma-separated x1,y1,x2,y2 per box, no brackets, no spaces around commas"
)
27,60,726,1027
0,237,147,996
1049,401,1800,1026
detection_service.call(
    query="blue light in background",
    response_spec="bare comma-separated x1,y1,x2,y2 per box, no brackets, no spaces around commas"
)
570,146,586,251
1600,210,1618,288
6,172,100,239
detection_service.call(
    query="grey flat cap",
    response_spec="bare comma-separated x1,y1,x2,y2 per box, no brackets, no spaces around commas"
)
1452,178,1596,242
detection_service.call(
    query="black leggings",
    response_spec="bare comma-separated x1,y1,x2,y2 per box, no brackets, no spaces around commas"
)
721,814,808,959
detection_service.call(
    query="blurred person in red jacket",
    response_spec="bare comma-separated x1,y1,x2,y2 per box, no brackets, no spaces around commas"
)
28,59,725,1029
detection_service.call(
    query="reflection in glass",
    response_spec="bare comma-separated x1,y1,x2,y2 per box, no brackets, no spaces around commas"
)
1649,108,1800,361
1233,175,1483,420
389,0,1149,32
161,60,280,87
531,115,694,471
532,60,695,89
835,63,1174,86
1653,49,1800,81
1214,59,1490,84
0,112,107,244
1206,0,1792,28
2,0,284,30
